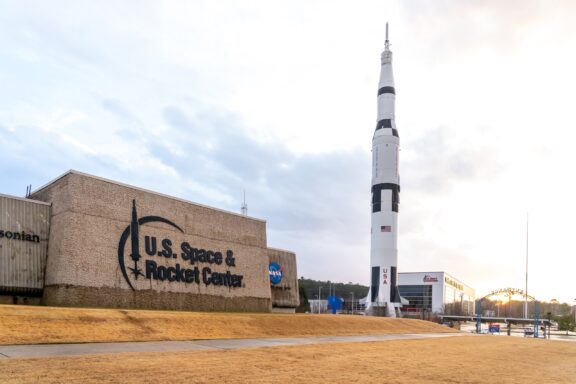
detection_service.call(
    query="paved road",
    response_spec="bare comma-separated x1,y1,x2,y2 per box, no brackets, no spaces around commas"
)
0,333,466,359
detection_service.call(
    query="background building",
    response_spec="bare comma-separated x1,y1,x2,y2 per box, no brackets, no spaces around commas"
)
398,272,475,316
0,194,50,305
0,170,299,312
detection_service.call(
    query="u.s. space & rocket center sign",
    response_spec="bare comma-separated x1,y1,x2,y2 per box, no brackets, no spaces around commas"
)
118,200,244,290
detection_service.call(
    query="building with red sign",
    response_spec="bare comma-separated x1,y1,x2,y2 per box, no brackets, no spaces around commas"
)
398,272,475,316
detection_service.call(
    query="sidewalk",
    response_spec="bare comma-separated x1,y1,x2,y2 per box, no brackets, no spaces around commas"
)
0,332,466,359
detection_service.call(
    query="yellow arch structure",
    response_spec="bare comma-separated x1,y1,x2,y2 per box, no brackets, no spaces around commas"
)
480,288,536,302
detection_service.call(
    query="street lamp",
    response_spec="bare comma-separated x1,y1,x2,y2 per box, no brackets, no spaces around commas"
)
318,286,323,314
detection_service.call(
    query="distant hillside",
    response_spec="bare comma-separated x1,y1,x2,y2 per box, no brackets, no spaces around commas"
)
299,277,369,301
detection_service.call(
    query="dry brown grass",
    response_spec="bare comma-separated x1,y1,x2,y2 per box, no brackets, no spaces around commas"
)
1,336,575,383
0,305,455,345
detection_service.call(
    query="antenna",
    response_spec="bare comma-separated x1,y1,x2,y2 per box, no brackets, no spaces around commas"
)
241,190,248,216
385,22,390,50
524,212,529,318
25,184,32,198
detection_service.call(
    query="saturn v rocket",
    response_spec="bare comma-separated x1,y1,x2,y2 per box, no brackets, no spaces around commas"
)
366,23,402,317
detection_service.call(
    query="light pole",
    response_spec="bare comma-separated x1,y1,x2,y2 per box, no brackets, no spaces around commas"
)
318,286,323,314
524,213,529,319
350,292,355,314
547,312,552,339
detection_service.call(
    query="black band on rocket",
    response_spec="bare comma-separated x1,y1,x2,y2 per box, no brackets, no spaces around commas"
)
371,183,400,213
378,86,395,95
375,120,399,138
376,119,392,129
390,266,401,302
371,266,380,302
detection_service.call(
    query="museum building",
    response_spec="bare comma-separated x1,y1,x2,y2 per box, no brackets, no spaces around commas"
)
0,170,299,313
398,272,475,316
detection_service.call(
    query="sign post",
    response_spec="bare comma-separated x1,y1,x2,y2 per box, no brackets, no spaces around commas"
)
475,300,482,333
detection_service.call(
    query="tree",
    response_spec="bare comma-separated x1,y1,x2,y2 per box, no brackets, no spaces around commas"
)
298,277,369,301
296,283,310,313
556,315,576,333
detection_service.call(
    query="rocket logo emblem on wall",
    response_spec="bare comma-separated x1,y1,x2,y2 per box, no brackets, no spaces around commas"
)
117,200,184,290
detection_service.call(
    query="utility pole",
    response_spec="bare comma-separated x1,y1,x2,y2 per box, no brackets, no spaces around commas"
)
350,292,355,314
524,213,529,319
318,286,323,314
547,312,552,340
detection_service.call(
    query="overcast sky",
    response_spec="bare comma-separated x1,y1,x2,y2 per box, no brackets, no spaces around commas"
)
1,0,575,303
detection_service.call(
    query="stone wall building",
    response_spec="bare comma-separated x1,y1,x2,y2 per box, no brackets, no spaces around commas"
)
268,248,299,313
0,171,299,312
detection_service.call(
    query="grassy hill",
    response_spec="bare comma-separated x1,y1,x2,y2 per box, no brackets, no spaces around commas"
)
0,304,456,345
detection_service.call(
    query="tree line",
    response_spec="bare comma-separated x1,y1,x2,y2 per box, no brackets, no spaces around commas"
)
296,277,369,312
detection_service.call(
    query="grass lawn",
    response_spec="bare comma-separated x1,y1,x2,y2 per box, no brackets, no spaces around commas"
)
0,305,455,345
1,336,575,383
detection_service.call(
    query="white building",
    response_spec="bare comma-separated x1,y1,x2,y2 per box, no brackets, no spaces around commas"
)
308,299,328,314
398,272,475,315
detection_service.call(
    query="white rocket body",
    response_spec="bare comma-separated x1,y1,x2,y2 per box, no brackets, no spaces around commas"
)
366,26,402,317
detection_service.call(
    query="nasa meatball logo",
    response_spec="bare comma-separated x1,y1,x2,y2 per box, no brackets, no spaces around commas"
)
269,262,284,285
118,200,244,291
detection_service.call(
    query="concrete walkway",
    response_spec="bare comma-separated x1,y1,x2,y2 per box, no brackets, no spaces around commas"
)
0,332,466,359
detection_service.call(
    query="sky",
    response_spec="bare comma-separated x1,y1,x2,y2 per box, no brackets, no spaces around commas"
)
1,0,575,303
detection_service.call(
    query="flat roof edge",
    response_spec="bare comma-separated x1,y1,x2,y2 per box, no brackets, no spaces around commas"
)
0,192,52,206
267,246,296,254
30,169,74,195
30,170,266,223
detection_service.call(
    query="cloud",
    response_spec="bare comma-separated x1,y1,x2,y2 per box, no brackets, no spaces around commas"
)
402,0,576,61
128,101,374,281
101,99,140,124
148,102,373,280
402,126,503,194
155,104,371,234
0,95,373,282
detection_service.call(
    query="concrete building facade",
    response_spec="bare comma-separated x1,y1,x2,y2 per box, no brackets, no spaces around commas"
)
0,171,299,312
268,247,299,313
